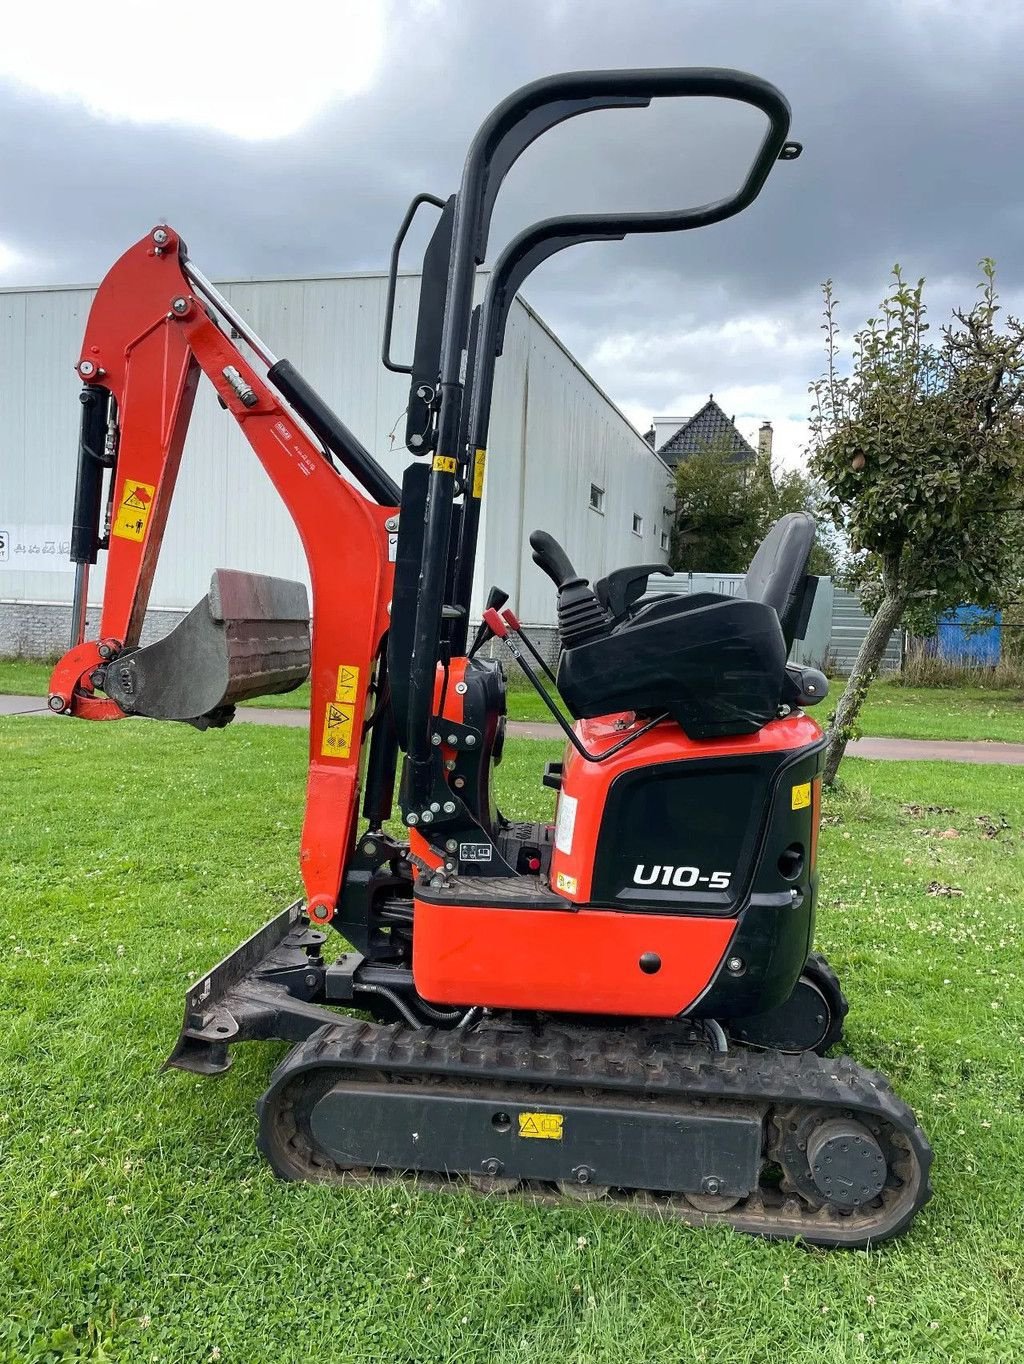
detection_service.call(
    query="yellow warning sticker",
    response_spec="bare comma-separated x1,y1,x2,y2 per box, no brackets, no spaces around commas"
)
518,1112,563,1140
472,447,487,498
432,454,458,474
321,700,355,758
112,479,156,542
555,872,578,896
335,664,360,704
791,781,811,810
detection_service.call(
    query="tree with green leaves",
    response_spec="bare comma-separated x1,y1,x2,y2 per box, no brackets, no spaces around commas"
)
809,261,1024,784
670,436,837,575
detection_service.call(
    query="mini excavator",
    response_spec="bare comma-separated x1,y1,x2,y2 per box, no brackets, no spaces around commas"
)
49,67,932,1246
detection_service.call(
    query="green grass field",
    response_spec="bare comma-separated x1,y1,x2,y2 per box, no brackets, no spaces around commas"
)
853,684,1024,744
2,716,1023,1362
4,659,1022,743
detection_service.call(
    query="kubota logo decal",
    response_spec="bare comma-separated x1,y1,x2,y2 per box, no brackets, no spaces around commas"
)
633,865,731,890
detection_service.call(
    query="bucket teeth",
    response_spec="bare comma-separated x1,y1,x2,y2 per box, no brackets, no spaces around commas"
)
102,569,310,725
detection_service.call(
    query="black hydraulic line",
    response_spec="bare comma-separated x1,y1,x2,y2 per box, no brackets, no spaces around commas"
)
267,359,400,507
446,306,482,656
361,651,399,829
353,982,423,1029
404,69,795,803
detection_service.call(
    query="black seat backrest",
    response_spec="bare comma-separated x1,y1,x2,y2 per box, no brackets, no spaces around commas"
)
744,512,816,648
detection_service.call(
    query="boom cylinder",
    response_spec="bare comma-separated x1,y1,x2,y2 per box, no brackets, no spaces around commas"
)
69,384,113,645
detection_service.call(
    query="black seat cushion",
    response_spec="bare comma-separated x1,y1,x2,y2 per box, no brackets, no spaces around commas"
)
556,594,788,739
744,511,816,648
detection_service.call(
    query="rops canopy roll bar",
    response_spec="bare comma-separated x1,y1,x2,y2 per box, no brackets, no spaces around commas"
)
400,68,797,809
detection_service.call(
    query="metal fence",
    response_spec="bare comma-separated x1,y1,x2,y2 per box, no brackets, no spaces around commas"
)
830,588,903,674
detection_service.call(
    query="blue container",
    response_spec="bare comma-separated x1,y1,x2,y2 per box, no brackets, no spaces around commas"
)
935,606,1002,665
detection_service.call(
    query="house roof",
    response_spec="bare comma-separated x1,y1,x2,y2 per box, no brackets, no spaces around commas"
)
655,397,756,468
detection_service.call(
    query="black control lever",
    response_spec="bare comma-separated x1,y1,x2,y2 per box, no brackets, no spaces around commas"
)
529,530,610,649
594,563,673,618
468,585,510,658
528,530,583,589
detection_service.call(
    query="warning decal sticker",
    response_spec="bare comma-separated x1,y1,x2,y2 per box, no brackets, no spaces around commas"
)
472,447,486,498
335,664,360,704
432,454,458,474
112,480,156,542
791,781,811,810
321,700,355,758
322,665,361,756
518,1112,564,1140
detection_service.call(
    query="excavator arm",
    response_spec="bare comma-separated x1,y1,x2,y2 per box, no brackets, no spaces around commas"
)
48,225,398,924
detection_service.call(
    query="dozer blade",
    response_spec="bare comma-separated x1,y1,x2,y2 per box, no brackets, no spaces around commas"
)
103,569,310,727
164,900,335,1075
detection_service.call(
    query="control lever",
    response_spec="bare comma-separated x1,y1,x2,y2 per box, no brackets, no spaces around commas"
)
468,585,510,658
501,607,558,687
528,530,583,590
528,529,610,648
594,563,673,619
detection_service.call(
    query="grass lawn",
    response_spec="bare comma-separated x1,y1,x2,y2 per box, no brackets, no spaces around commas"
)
3,717,1023,1362
4,660,1021,743
855,682,1024,744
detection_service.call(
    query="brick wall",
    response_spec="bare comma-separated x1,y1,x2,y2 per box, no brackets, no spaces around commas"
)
0,600,562,672
0,601,187,660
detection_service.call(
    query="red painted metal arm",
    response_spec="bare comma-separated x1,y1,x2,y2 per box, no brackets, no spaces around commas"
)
48,232,202,718
49,226,398,920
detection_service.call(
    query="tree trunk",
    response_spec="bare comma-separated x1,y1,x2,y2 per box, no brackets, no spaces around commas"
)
823,590,908,786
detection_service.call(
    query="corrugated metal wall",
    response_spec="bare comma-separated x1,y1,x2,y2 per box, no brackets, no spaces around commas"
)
0,273,671,630
829,588,903,673
483,303,674,623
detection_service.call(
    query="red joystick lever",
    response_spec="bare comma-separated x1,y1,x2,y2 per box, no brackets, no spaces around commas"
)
482,606,508,639
500,606,522,631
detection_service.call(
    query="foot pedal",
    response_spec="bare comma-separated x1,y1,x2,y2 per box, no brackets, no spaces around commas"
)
102,570,310,727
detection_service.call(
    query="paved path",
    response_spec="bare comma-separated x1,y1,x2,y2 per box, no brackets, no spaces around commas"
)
3,694,1022,765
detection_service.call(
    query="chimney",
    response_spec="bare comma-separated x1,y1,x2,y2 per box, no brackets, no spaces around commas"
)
758,421,773,461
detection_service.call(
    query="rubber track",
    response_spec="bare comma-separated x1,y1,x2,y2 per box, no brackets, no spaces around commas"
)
257,1016,933,1247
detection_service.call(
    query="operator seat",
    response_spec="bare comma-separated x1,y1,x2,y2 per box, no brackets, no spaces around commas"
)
534,513,820,740
744,510,816,650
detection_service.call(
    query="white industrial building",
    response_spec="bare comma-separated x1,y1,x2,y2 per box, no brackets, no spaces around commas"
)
0,270,673,658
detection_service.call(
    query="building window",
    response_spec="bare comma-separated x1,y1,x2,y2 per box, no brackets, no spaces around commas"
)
660,530,670,552
589,484,605,514
632,513,644,537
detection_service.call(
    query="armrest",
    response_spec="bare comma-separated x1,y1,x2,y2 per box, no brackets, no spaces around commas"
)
594,563,673,617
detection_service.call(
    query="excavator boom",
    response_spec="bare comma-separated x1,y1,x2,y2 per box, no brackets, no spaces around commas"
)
49,226,397,922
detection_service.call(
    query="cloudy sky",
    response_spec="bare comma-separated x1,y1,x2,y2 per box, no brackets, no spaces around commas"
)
3,0,1022,464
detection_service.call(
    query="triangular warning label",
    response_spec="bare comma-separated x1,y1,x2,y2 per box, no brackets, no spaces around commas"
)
123,485,153,510
326,704,345,727
520,1115,540,1136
